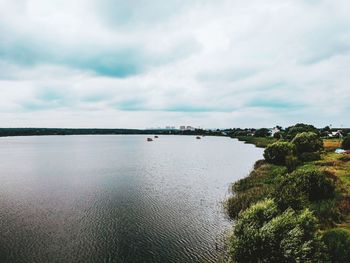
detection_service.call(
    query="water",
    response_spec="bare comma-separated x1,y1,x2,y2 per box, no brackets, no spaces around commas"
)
0,135,263,262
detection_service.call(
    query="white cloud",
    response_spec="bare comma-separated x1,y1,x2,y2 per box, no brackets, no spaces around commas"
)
0,0,349,128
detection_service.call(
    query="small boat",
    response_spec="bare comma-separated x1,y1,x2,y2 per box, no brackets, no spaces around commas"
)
154,135,159,138
147,138,153,142
196,136,201,139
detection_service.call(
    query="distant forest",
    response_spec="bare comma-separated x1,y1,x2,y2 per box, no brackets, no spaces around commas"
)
0,128,223,137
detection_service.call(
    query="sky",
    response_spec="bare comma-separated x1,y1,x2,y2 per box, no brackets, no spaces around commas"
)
0,0,349,129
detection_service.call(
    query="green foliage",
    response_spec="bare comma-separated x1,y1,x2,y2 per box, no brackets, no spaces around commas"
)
286,123,319,140
229,199,327,262
226,186,270,219
292,132,324,155
285,154,300,172
310,199,343,227
231,130,250,137
254,128,271,137
264,141,296,165
226,161,287,219
299,152,321,162
274,168,336,211
273,131,283,139
232,161,287,194
236,136,277,148
342,136,350,150
322,229,350,263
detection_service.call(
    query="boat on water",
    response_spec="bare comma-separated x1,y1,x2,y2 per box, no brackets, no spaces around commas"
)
147,138,153,142
154,135,159,138
196,136,201,139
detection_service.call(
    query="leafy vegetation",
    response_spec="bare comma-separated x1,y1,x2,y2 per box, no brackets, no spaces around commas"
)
254,128,271,137
226,123,350,262
233,136,277,148
263,141,296,165
322,229,350,263
342,136,350,150
273,168,336,211
229,199,327,262
285,123,319,140
292,132,324,155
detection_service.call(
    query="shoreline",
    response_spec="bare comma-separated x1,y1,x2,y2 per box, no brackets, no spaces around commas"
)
225,134,350,261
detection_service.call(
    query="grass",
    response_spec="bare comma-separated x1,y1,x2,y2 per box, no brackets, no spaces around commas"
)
323,138,342,151
314,152,350,190
337,216,350,234
227,160,286,219
233,136,277,148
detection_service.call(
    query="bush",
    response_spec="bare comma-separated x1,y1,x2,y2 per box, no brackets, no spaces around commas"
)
285,154,299,172
264,142,296,165
337,196,350,218
310,199,342,227
292,132,323,155
286,123,319,140
229,199,327,262
273,131,283,139
274,168,336,211
254,128,271,137
342,136,350,150
226,186,271,219
299,152,321,162
322,229,350,263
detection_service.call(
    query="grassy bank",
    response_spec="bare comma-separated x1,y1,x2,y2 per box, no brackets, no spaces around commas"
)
226,135,350,262
227,146,350,229
233,136,277,148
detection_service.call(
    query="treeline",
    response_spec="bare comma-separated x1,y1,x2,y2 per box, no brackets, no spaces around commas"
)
228,123,350,139
0,128,227,137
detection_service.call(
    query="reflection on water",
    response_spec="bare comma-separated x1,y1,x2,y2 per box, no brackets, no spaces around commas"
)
0,135,263,262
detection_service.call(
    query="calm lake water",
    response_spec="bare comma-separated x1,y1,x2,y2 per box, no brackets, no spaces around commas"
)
0,135,263,262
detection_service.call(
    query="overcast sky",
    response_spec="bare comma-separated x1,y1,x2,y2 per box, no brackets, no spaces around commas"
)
0,0,349,128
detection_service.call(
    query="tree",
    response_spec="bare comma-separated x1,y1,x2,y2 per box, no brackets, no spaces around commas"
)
274,168,336,211
264,142,296,165
254,128,271,137
229,199,327,262
292,132,323,156
322,229,350,263
286,123,319,140
342,136,350,150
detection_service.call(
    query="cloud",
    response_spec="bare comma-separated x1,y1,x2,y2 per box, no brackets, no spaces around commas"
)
0,0,349,128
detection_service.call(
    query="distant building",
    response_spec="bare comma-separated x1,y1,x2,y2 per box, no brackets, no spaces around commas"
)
186,126,195,131
270,127,281,137
329,130,343,138
179,125,196,131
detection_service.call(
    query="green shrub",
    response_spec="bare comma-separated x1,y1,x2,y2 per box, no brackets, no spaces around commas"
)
342,136,350,150
254,128,270,137
273,131,283,139
292,132,323,155
310,199,342,227
226,186,271,219
285,154,299,172
299,152,321,162
322,229,350,263
339,155,350,162
337,196,350,218
274,168,336,211
264,142,296,165
286,123,319,140
229,199,327,262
